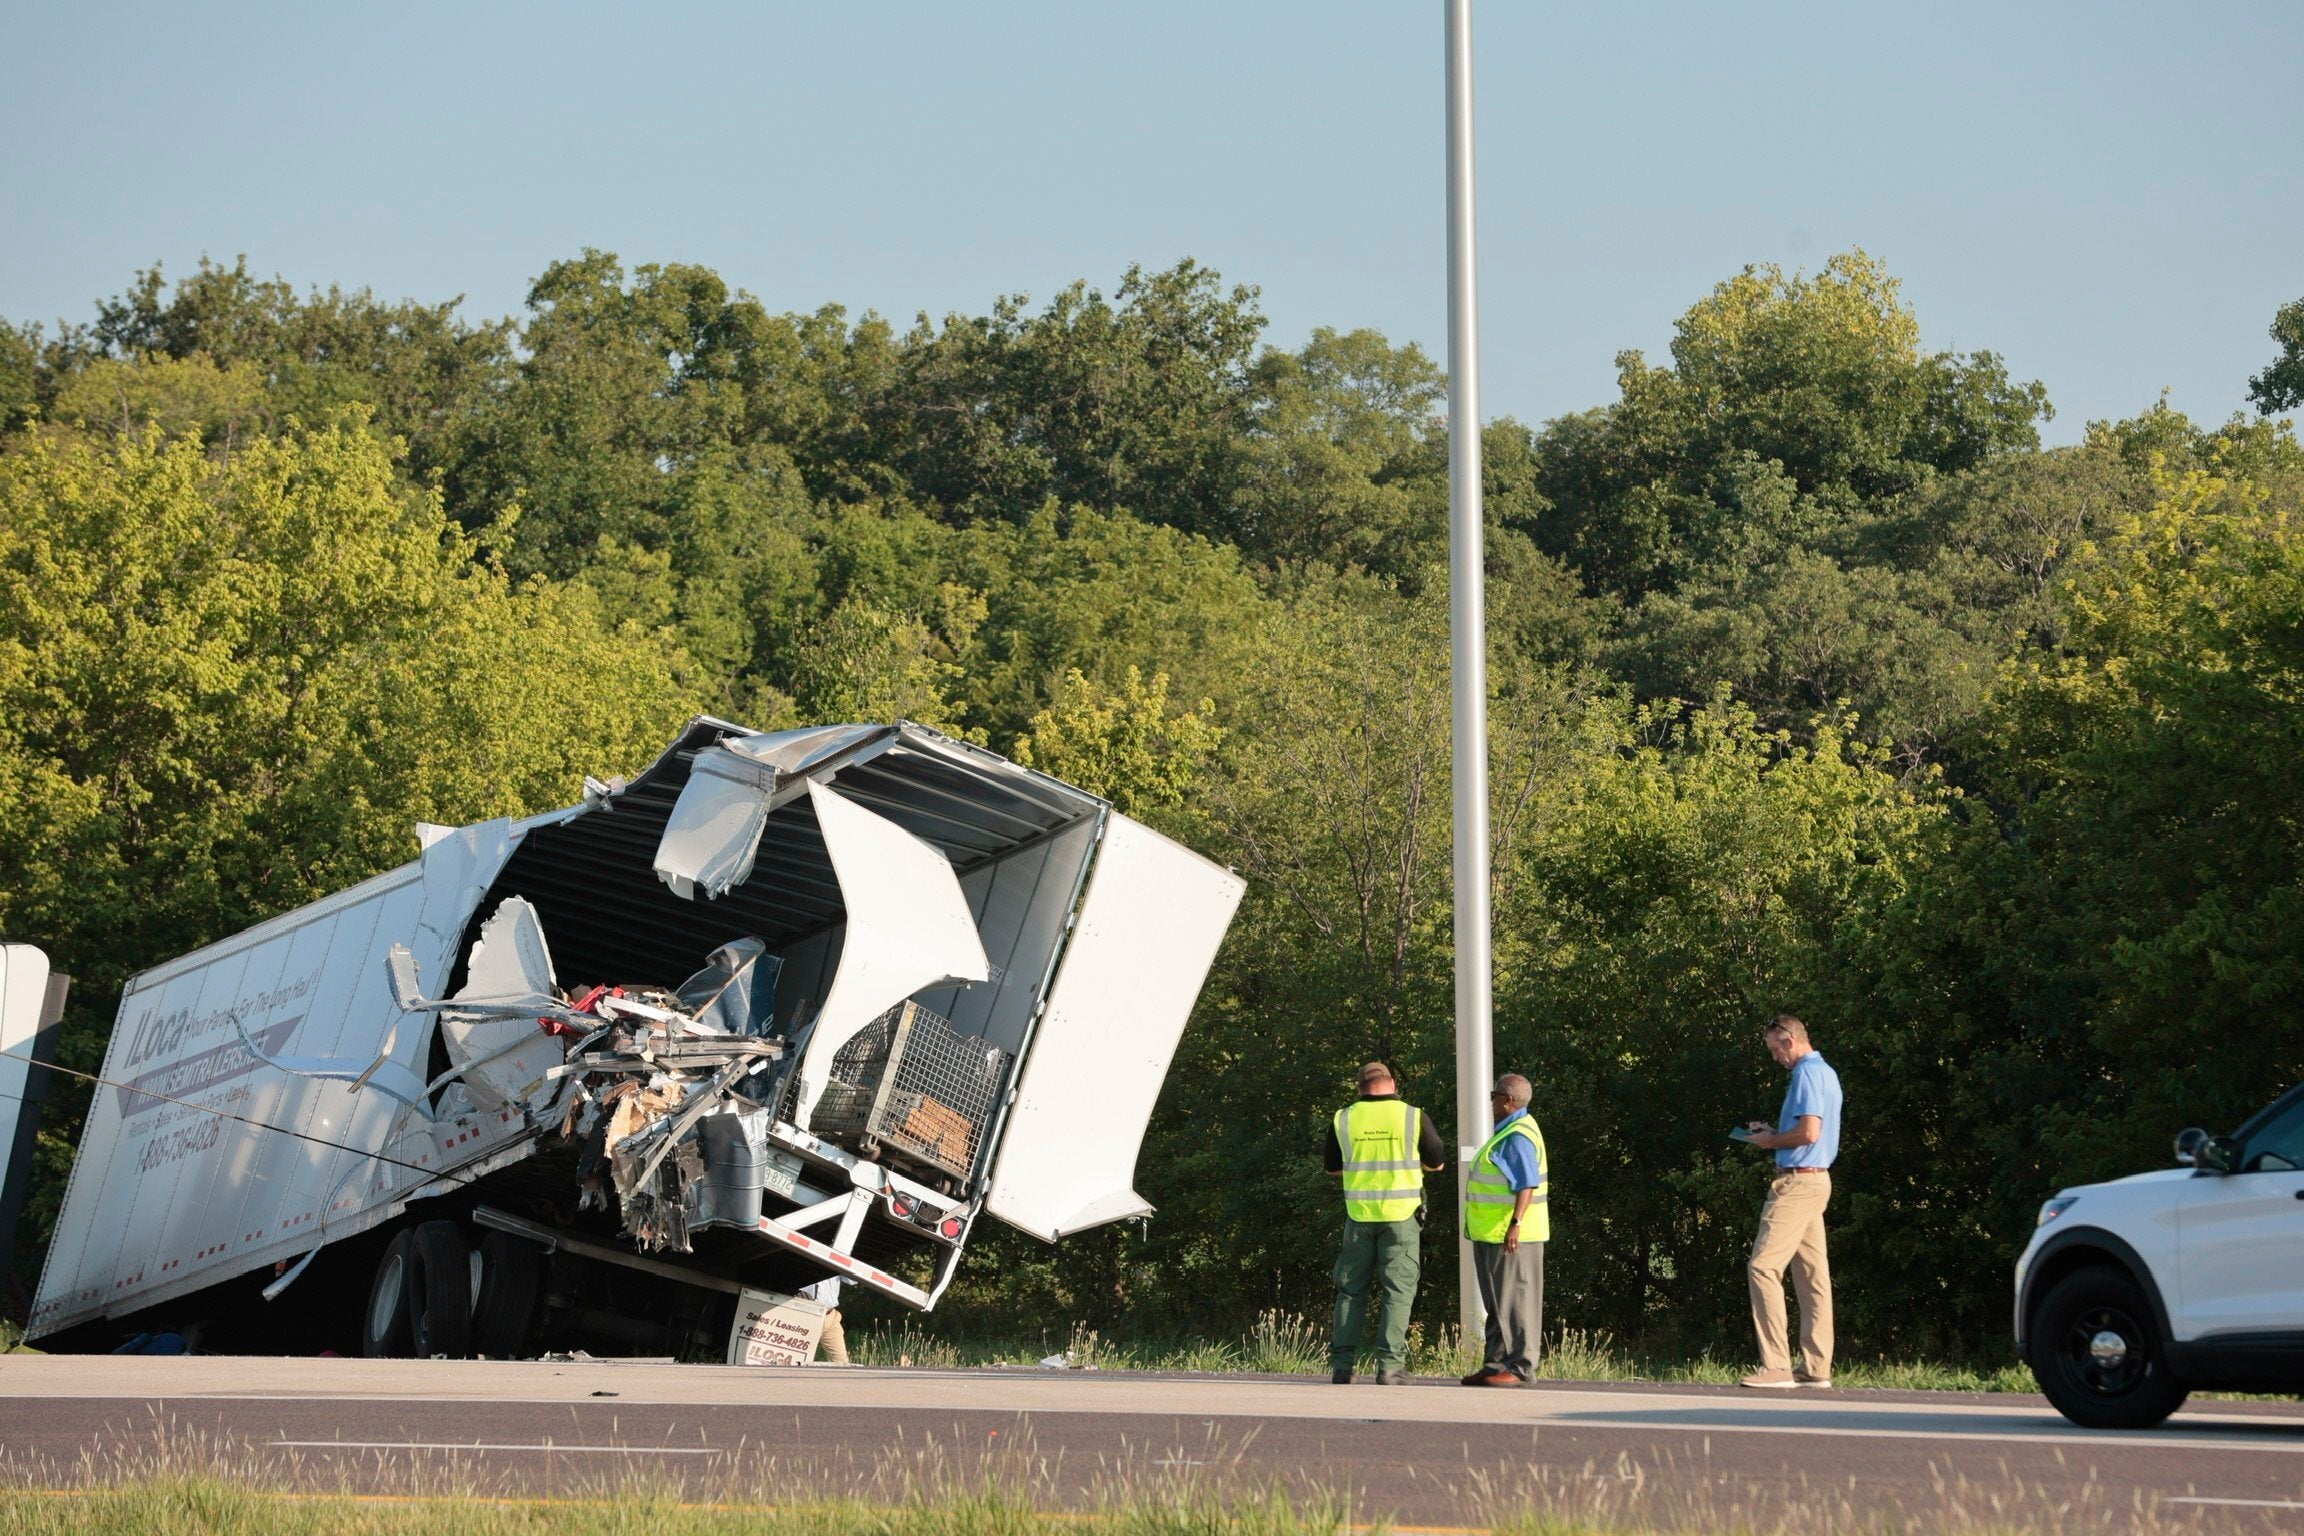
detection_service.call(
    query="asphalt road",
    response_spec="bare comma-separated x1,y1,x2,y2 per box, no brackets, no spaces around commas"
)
2,1356,2301,1530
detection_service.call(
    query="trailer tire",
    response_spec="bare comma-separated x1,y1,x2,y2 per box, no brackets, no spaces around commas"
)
471,1230,544,1359
362,1229,418,1358
406,1220,473,1360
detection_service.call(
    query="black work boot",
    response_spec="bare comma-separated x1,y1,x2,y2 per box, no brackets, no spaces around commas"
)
1330,1365,1353,1384
1375,1367,1406,1385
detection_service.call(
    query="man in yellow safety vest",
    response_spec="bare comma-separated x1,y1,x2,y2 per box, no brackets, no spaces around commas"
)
1461,1072,1548,1387
1325,1060,1448,1384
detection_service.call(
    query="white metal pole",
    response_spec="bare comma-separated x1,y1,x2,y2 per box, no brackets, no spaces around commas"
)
1443,0,1495,1344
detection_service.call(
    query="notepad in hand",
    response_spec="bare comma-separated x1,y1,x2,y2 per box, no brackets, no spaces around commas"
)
1728,1127,1759,1144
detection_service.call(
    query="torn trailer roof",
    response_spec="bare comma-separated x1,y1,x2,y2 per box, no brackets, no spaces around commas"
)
29,718,1244,1355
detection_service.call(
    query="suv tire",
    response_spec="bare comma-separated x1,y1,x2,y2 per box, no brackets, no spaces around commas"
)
2027,1266,2190,1429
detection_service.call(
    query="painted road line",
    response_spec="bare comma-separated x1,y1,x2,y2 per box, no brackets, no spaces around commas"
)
1538,1416,2304,1455
269,1440,728,1456
30,1390,2304,1454
233,1410,2304,1459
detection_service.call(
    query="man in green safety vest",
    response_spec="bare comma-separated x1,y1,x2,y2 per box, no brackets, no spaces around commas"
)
1324,1060,1448,1384
1462,1071,1547,1387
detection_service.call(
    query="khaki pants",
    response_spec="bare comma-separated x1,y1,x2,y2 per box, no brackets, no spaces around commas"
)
1471,1239,1544,1379
1747,1171,1832,1375
816,1307,848,1365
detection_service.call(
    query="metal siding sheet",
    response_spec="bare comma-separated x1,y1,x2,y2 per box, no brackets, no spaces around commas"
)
919,819,1098,1057
31,865,439,1337
920,852,1029,1037
0,947,52,1180
789,783,989,1130
984,815,1244,1241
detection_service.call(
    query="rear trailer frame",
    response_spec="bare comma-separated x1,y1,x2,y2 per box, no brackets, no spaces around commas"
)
30,719,1243,1354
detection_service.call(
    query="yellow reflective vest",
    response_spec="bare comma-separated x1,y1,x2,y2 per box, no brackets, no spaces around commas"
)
1464,1113,1549,1244
1334,1099,1427,1223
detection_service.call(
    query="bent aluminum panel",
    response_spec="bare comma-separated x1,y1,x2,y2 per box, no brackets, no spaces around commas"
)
438,896,569,1111
651,746,784,901
985,814,1244,1242
29,816,524,1340
653,726,903,901
790,781,989,1130
0,945,56,1225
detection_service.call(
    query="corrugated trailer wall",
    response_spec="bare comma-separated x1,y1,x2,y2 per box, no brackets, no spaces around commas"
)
33,859,467,1336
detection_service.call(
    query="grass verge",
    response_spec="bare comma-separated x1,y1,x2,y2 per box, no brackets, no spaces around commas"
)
0,1422,2228,1536
0,1480,1342,1536
851,1312,2034,1393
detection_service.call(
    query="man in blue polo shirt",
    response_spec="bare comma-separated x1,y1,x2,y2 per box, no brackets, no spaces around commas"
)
1738,1013,1841,1390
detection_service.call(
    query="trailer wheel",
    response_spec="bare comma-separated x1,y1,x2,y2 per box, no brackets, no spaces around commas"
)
471,1230,544,1359
406,1220,473,1359
362,1229,417,1358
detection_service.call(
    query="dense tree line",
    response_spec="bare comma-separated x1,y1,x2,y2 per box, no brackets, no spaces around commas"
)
3,252,2299,1360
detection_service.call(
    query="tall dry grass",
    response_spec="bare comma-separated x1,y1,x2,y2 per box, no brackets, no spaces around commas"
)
0,1413,2229,1536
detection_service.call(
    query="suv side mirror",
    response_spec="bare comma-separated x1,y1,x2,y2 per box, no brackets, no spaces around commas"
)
2175,1127,2207,1166
2198,1135,2240,1174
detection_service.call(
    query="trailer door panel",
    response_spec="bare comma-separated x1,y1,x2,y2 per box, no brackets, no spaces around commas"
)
985,815,1243,1241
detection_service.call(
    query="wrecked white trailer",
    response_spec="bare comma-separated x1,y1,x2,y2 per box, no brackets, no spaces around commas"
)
29,720,1243,1357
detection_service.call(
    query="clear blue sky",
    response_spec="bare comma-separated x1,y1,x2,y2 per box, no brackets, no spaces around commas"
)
5,1,2298,442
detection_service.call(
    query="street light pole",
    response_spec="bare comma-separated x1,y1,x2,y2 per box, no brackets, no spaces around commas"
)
1443,0,1495,1341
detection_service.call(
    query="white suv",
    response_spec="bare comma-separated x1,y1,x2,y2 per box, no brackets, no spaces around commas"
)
2014,1081,2304,1428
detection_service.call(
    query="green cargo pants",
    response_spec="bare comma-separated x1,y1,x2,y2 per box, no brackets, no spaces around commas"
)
1331,1215,1422,1372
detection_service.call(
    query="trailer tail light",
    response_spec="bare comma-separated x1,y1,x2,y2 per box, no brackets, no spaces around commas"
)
939,1217,963,1239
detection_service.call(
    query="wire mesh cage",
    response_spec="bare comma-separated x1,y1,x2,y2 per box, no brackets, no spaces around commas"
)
808,1000,1009,1181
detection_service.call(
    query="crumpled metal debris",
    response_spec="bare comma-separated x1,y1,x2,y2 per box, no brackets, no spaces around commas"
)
545,965,788,1253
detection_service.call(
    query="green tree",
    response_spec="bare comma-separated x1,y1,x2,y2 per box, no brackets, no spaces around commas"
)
2249,295,2304,416
0,319,36,435
1231,327,1447,574
46,353,272,452
1494,699,1947,1351
0,415,695,1250
876,261,1264,533
1969,450,2304,1176
1013,666,1222,821
52,255,510,480
951,505,1267,744
1533,251,2048,601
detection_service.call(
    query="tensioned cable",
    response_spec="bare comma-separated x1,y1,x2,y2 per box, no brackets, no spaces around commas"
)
0,1054,456,1182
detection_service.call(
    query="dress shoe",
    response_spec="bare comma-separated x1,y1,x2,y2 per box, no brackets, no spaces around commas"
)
1461,1368,1521,1387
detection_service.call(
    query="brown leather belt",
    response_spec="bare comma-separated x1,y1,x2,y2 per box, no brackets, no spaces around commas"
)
1782,1166,1830,1175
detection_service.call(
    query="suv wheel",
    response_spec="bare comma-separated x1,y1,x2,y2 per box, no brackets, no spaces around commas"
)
2026,1266,2190,1429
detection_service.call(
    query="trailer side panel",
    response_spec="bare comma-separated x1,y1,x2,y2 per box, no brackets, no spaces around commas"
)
31,862,452,1337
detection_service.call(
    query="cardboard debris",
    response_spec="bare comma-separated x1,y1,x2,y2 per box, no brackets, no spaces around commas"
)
894,1092,974,1170
727,1288,827,1366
